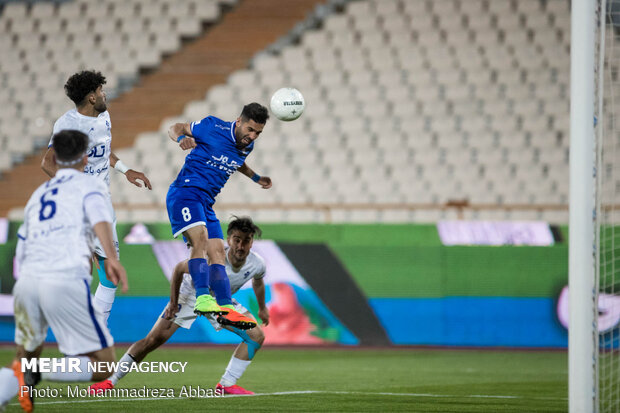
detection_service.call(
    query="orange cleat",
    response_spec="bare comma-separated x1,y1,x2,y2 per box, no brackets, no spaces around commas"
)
11,360,33,413
88,379,114,395
216,383,254,395
217,309,257,330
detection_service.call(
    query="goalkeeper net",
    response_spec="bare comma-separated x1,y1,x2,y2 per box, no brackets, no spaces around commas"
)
597,1,620,412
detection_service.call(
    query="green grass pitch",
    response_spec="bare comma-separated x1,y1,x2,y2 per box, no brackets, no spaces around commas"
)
0,346,567,412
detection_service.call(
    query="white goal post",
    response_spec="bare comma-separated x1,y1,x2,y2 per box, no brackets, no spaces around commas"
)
569,0,620,411
569,0,598,411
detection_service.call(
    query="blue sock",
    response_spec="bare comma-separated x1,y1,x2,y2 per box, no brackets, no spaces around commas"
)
188,258,210,297
97,257,116,288
209,264,232,306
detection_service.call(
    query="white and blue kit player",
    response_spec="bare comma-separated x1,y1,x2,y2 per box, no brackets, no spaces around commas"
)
166,103,271,327
89,216,269,396
0,130,128,412
41,70,151,325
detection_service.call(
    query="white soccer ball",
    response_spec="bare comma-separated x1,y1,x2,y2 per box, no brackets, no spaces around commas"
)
270,87,305,121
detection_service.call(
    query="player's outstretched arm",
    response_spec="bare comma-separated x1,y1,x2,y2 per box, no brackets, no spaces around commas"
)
252,277,269,325
93,221,128,293
238,162,272,189
164,260,188,319
168,122,196,150
110,152,152,190
41,147,58,177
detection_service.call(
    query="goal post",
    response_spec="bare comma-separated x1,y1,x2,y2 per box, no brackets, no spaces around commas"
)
569,0,598,412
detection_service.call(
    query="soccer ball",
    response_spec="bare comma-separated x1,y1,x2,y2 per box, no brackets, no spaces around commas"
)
270,87,305,121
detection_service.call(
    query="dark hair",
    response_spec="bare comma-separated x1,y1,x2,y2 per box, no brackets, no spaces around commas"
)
52,129,89,163
227,215,262,238
64,70,106,105
240,103,269,124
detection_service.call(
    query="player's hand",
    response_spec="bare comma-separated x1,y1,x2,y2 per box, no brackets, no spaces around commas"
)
258,307,269,326
125,169,152,190
104,258,129,293
179,137,197,150
164,302,179,320
258,176,272,189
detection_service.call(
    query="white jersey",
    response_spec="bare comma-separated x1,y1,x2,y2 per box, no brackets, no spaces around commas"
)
50,109,112,188
19,169,111,281
179,249,266,296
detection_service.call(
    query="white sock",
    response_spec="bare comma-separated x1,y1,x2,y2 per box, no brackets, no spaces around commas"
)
41,357,92,382
220,357,251,387
94,284,117,324
0,367,18,406
109,353,136,385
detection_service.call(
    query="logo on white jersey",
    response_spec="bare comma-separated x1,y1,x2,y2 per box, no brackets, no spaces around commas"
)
88,144,106,158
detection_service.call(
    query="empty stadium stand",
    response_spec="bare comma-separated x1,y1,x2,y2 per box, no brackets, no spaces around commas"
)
0,0,323,216
0,0,603,224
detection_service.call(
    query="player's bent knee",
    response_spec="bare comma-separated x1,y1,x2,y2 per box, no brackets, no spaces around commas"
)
250,328,265,346
237,329,261,359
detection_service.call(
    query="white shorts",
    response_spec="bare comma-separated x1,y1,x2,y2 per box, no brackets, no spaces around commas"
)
160,295,249,332
13,276,114,356
94,214,119,259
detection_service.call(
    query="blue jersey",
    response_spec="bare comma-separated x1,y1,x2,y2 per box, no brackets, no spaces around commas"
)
171,116,254,200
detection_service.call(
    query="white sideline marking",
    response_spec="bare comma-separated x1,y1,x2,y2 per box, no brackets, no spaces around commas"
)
10,390,567,406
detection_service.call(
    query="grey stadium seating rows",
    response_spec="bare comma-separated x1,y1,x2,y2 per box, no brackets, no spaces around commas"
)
0,0,226,169
3,0,616,224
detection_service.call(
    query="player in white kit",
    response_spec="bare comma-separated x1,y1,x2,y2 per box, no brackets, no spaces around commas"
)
0,130,129,412
89,216,269,396
41,70,151,324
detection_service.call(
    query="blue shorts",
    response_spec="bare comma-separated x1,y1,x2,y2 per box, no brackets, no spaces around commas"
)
166,186,223,239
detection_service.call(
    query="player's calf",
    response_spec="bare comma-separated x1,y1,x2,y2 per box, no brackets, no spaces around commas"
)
233,326,263,360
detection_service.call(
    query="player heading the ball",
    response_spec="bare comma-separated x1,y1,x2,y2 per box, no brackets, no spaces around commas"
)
166,103,271,328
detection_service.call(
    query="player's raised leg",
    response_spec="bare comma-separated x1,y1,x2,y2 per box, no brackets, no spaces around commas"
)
208,243,256,330
184,226,226,316
216,313,265,395
204,214,232,306
207,238,232,306
166,186,225,316
203,213,256,329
